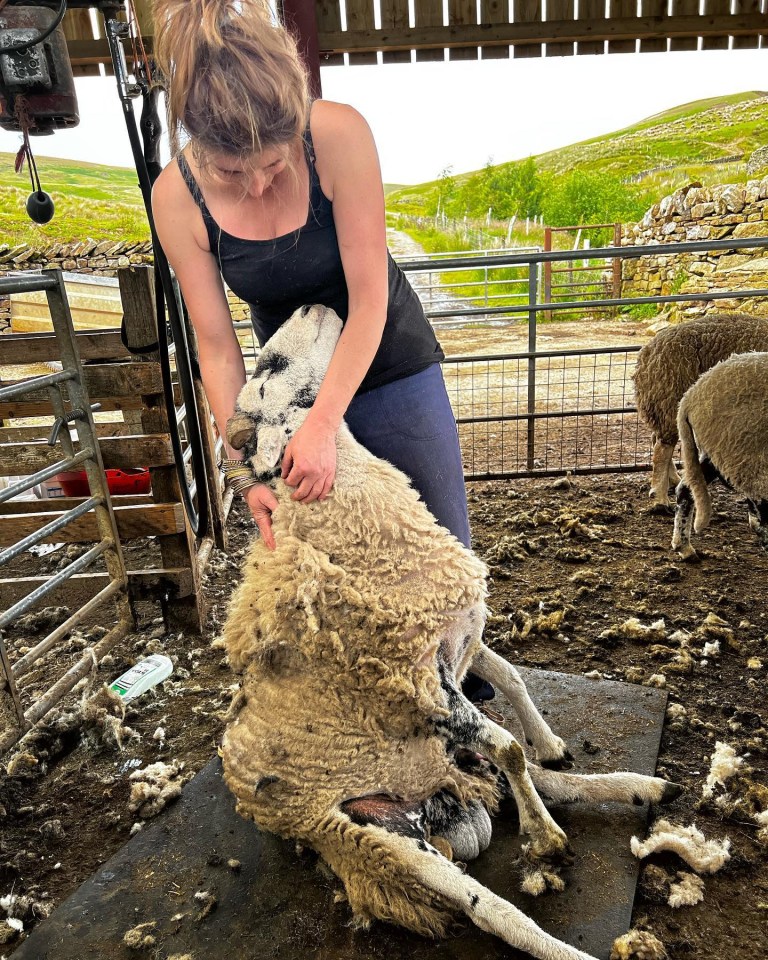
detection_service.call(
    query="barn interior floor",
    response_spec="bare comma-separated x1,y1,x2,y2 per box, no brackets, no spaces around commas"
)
11,669,668,960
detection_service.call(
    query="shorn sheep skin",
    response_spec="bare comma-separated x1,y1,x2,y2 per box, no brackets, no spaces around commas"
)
220,305,681,960
632,312,768,508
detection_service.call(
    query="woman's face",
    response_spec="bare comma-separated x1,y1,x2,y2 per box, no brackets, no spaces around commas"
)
207,144,291,198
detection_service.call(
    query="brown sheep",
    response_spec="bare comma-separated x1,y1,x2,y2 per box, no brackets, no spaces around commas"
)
632,312,768,508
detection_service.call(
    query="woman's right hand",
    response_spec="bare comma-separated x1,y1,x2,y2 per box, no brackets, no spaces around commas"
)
243,484,279,551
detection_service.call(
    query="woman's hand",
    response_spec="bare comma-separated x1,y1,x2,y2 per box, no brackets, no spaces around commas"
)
281,419,337,503
243,483,279,550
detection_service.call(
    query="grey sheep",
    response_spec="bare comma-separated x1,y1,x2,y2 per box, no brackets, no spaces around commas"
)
632,313,768,508
672,351,768,558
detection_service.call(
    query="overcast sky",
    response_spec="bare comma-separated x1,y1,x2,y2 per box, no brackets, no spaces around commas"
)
1,48,766,185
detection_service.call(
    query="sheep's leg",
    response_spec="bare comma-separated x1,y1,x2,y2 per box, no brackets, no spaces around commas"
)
672,477,697,558
386,831,598,960
528,765,682,807
338,807,597,960
470,644,571,768
649,440,676,508
435,665,568,862
667,458,681,488
673,456,719,556
746,499,768,554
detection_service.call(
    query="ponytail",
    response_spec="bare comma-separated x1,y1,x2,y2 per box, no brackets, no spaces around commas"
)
153,0,310,159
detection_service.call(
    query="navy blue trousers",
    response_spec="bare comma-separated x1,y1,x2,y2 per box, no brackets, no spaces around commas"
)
345,363,471,547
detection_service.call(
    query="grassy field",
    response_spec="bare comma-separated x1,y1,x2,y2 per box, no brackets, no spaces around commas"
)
0,153,149,247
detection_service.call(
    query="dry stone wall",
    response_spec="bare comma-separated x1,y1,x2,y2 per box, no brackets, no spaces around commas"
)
0,240,252,335
622,177,768,324
0,239,154,334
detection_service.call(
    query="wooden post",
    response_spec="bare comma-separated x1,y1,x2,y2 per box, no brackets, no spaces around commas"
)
280,0,323,97
117,266,204,633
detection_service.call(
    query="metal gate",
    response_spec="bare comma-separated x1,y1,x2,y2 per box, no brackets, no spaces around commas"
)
398,234,768,480
0,271,133,754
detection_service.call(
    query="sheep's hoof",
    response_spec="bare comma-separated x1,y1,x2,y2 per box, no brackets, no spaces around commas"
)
647,501,673,516
539,751,574,772
660,781,684,804
677,545,700,563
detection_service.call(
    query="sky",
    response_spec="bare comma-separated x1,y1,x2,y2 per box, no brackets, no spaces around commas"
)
0,47,766,185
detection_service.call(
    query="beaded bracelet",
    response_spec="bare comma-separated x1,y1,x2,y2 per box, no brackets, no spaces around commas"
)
218,458,260,498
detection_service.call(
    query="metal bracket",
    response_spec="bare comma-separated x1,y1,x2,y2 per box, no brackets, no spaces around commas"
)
48,402,102,446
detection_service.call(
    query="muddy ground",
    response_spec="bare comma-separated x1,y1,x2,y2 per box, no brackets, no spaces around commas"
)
1,468,766,959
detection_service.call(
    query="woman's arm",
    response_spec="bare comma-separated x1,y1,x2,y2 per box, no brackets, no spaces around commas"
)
151,166,279,548
281,101,390,503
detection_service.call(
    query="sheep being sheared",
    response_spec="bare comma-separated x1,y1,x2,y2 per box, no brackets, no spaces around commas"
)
220,304,681,960
632,312,768,509
672,351,768,559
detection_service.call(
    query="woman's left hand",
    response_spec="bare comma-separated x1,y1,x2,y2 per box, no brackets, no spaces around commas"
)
281,419,337,502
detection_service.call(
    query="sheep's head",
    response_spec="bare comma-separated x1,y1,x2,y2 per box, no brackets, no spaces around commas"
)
227,304,343,480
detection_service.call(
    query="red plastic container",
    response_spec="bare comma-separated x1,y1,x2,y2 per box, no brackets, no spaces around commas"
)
55,468,151,497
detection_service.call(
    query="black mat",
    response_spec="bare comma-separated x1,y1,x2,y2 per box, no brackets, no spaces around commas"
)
11,669,668,960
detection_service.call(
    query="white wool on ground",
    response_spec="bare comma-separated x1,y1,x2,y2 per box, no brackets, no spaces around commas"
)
631,819,731,874
520,865,565,896
667,871,705,908
701,640,720,658
128,760,187,819
702,741,745,800
610,928,667,960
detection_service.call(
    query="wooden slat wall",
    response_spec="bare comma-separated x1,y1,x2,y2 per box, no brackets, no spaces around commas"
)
317,0,344,65
480,0,510,59
59,2,767,71
381,0,411,64
701,0,733,50
577,0,606,56
345,0,377,65
512,0,543,58
607,0,638,53
546,0,575,57
639,0,668,53
449,0,479,61
414,0,445,62
0,503,185,546
732,0,762,49
670,0,701,51
62,8,99,77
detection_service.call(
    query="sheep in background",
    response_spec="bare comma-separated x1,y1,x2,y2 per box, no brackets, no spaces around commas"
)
632,312,768,509
221,305,681,960
672,351,768,559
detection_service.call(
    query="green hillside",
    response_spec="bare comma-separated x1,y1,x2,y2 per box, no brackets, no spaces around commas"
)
0,153,148,247
2,92,767,248
389,91,768,216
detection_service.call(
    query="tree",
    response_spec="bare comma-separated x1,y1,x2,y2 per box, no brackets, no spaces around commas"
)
436,165,457,217
541,170,649,228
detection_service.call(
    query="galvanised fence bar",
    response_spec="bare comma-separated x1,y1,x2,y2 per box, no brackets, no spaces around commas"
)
399,235,768,479
0,271,133,754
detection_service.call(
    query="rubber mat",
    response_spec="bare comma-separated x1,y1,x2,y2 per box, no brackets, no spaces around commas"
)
11,669,668,960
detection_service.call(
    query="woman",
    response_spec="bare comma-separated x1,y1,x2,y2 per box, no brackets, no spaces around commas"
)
151,0,492,700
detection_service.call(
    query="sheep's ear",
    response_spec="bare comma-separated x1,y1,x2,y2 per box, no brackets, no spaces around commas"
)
227,413,254,450
256,424,285,471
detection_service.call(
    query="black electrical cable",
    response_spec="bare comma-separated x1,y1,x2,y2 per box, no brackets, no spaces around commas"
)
104,19,209,540
0,0,68,54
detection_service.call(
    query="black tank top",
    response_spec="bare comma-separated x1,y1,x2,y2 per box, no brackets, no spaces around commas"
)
176,133,444,393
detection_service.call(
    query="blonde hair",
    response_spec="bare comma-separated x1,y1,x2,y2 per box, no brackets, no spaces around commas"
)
153,0,310,162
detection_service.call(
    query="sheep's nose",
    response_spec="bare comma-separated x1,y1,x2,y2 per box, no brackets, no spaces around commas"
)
300,304,313,317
